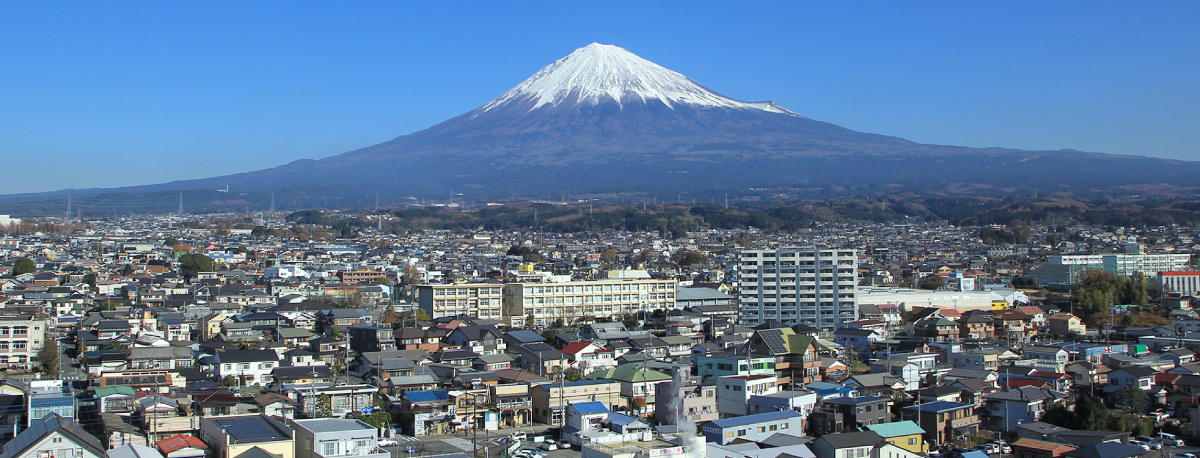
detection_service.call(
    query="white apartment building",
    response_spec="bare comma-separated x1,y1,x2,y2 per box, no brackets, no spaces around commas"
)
504,279,677,328
417,283,505,320
738,248,858,329
715,374,779,418
1158,271,1200,296
0,315,47,370
1050,253,1191,279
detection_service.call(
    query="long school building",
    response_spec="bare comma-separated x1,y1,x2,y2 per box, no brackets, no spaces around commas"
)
418,279,677,327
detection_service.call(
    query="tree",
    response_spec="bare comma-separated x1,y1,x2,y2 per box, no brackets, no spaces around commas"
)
330,327,344,339
316,394,333,417
525,313,535,329
38,331,59,378
121,264,135,276
1040,404,1074,428
564,368,582,382
179,253,214,281
1073,395,1110,431
674,251,708,266
1111,387,1151,412
400,264,422,285
507,245,545,263
382,304,397,324
600,249,618,263
12,258,35,275
918,275,945,290
221,375,237,386
82,273,97,289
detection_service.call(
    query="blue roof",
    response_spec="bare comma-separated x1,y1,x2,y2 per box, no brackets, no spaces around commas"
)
570,402,609,415
606,412,639,426
505,330,545,343
406,389,450,402
707,410,800,428
961,452,988,458
903,401,972,412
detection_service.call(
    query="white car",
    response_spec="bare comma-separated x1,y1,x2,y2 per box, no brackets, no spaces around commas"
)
540,442,558,451
512,431,528,441
378,439,399,447
1173,453,1196,458
1129,441,1151,452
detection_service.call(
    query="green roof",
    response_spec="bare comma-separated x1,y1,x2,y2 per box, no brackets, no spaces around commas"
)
865,420,925,438
586,363,671,383
95,386,135,397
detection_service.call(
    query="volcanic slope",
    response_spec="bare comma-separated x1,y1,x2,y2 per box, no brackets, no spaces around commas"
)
43,43,1200,199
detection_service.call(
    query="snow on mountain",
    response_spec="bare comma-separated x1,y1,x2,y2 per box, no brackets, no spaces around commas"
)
479,43,798,116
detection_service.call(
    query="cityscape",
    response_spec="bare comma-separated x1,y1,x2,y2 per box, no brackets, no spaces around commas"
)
0,5,1198,458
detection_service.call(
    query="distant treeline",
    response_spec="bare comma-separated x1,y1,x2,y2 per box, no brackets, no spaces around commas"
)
260,194,1200,238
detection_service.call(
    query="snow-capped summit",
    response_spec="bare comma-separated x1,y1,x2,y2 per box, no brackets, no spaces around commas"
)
480,43,797,115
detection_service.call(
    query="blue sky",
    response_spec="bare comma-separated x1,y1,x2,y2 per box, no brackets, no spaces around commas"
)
1,2,1197,194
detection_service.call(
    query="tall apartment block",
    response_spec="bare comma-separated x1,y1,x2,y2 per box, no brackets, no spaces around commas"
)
738,248,858,329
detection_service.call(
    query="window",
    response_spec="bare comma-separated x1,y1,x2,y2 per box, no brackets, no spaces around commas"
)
909,438,918,445
737,429,746,437
13,341,25,350
322,442,338,456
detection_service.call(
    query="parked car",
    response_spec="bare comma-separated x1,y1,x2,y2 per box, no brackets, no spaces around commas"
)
1129,441,1151,452
928,451,941,458
1161,433,1184,447
1137,437,1162,450
378,439,399,447
511,431,528,441
1173,453,1196,458
998,443,1011,454
540,442,558,451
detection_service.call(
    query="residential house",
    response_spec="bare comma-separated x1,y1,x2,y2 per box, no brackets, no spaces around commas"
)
655,383,718,426
747,327,823,387
290,418,388,458
199,415,295,458
442,325,505,355
981,386,1065,432
1010,438,1076,458
398,390,455,436
531,379,624,425
701,411,805,446
1106,365,1157,392
864,421,928,454
808,430,885,458
810,396,892,435
1048,313,1085,337
214,350,280,386
902,401,979,447
0,413,105,458
716,374,778,418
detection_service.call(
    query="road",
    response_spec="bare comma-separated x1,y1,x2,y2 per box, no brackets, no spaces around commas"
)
57,337,83,382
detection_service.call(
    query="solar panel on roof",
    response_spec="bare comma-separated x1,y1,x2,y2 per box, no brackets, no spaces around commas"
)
219,417,285,442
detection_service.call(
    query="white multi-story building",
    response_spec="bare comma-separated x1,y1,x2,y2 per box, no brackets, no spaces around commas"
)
417,283,505,320
504,279,677,328
738,248,858,329
1050,253,1191,279
1158,271,1200,296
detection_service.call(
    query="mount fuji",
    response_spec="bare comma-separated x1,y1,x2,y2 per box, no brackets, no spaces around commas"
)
14,43,1200,208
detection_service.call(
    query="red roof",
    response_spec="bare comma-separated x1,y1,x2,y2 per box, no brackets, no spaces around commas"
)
1157,373,1182,384
157,435,209,453
1160,271,1200,276
560,341,595,355
1006,379,1050,389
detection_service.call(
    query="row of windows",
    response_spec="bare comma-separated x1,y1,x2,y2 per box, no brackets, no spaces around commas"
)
431,287,503,297
523,283,673,294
